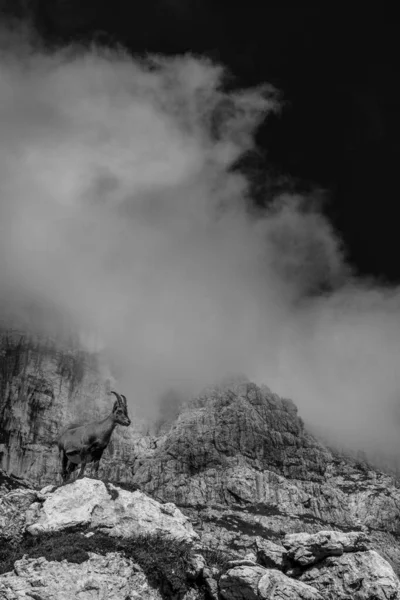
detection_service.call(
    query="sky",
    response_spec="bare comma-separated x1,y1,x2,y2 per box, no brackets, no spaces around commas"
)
1,12,400,468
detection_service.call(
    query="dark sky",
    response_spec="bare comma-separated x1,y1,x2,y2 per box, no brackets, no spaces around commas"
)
2,1,400,283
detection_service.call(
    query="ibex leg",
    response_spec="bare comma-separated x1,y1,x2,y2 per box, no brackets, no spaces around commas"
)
92,450,104,479
77,451,88,479
60,451,69,482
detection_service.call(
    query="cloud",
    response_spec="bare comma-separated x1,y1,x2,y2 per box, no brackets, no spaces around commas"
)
1,28,400,467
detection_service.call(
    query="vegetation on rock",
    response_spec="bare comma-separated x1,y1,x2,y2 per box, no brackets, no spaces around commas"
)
0,530,196,599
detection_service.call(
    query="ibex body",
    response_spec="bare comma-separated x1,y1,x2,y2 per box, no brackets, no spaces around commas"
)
57,391,131,482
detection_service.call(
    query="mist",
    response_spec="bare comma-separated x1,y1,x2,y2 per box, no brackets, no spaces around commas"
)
1,29,400,466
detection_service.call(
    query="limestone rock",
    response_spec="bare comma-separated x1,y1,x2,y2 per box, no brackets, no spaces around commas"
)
0,552,163,599
26,477,198,543
219,564,267,600
299,550,400,600
283,530,370,567
132,382,400,532
258,569,323,599
0,487,40,541
131,381,400,573
134,382,332,506
219,563,322,600
203,567,220,600
256,537,288,570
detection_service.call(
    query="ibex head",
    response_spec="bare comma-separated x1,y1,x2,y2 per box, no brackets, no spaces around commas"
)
110,391,131,426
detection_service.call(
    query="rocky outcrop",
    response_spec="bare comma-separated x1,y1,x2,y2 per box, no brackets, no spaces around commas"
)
0,478,203,599
26,478,198,543
280,531,400,600
1,477,400,600
219,558,324,599
0,553,163,600
283,530,370,569
218,531,400,600
300,551,400,600
133,381,332,503
130,380,400,574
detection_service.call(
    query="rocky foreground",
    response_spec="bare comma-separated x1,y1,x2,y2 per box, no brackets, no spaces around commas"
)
1,476,400,600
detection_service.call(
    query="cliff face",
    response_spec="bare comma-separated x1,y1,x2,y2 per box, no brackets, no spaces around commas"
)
0,330,143,485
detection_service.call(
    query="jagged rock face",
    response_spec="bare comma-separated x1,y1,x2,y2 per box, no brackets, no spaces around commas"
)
0,330,143,486
131,381,400,574
133,381,332,502
133,382,400,532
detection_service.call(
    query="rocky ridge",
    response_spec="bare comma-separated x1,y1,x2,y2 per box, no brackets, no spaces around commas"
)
131,381,400,574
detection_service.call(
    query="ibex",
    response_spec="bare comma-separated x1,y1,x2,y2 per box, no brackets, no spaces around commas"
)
57,391,131,482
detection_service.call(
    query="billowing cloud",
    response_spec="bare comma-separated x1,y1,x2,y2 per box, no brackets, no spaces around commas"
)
1,28,400,468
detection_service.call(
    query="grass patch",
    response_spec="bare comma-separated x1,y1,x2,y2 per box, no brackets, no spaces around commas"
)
0,470,31,491
0,530,198,599
40,477,141,497
105,479,141,494
297,512,363,533
200,547,231,571
242,503,283,517
206,513,282,541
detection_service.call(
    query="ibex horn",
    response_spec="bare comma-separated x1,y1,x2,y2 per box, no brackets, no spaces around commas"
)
121,394,127,406
110,391,123,405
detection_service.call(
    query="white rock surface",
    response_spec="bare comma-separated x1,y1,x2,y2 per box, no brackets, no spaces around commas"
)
283,530,369,567
300,550,400,600
258,569,323,599
0,552,163,600
0,488,40,541
26,478,198,543
219,564,267,600
219,562,322,600
256,537,288,570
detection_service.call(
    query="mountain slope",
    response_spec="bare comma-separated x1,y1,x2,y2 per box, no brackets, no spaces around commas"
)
132,381,400,573
1,331,400,573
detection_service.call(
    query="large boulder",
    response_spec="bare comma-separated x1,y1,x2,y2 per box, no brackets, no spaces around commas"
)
299,550,400,600
283,530,370,568
26,478,198,543
219,560,322,600
256,537,288,570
